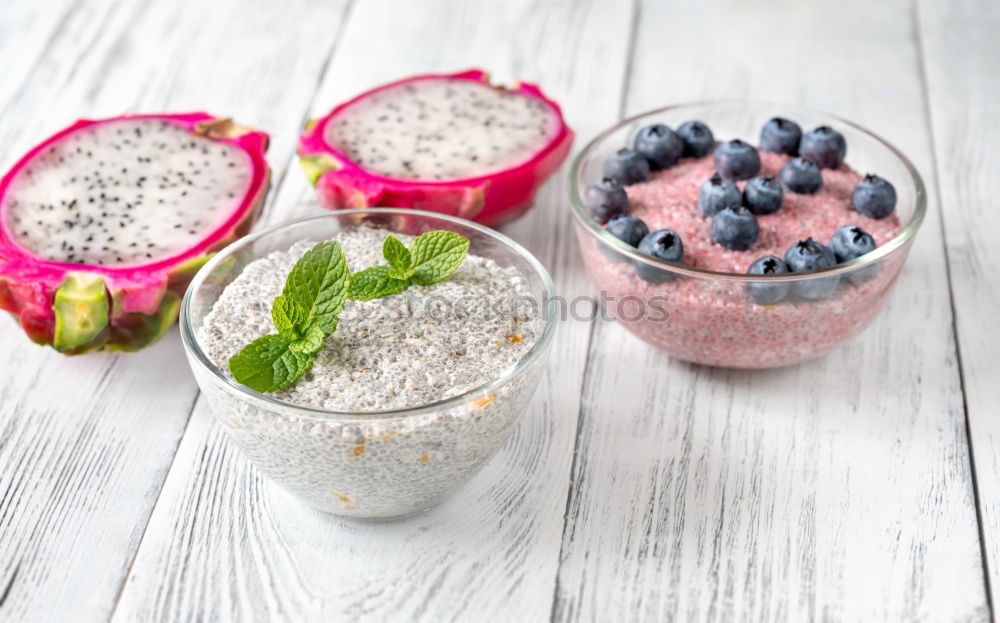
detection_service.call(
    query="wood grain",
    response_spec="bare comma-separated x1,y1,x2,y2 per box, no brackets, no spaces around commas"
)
0,0,350,621
552,0,991,621
113,1,637,620
1,0,997,621
917,0,1000,604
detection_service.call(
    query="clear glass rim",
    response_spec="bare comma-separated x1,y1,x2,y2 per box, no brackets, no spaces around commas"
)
568,99,927,282
179,208,559,420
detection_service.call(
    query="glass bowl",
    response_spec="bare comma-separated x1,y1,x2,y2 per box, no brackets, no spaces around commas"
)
180,208,557,519
569,101,925,368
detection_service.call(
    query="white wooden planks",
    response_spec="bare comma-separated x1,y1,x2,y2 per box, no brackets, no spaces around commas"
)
0,0,997,620
918,0,1000,604
114,0,636,621
552,0,990,620
0,0,350,621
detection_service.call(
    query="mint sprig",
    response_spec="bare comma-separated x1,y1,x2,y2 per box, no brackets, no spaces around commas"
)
348,231,470,300
228,241,349,393
228,231,469,393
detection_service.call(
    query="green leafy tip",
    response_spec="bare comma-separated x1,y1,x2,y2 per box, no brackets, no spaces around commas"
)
281,240,349,335
382,235,412,279
228,231,469,393
408,230,470,285
348,230,469,300
228,334,314,393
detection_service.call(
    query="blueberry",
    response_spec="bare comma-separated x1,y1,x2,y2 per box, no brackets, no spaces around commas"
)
605,215,649,248
780,157,823,194
698,173,741,216
745,255,791,305
760,117,802,155
603,148,651,185
633,124,683,170
851,174,897,219
784,237,840,300
677,120,715,158
712,139,761,180
799,126,847,169
742,175,783,215
831,224,879,282
830,225,876,262
784,237,837,271
635,229,684,283
582,178,629,224
711,206,759,250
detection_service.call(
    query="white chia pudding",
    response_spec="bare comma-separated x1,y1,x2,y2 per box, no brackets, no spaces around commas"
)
193,226,546,518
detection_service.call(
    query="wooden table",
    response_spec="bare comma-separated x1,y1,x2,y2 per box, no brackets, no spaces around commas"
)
0,0,996,620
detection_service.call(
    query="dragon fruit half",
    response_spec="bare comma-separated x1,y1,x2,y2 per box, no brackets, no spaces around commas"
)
298,69,573,226
0,113,269,353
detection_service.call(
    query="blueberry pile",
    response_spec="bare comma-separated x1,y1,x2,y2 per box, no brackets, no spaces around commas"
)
583,118,717,281
582,116,899,290
744,225,880,305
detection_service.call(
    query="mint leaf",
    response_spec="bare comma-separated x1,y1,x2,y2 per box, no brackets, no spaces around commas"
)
347,266,409,300
271,295,306,338
409,231,470,285
282,241,349,336
228,334,314,393
382,235,412,279
289,325,325,355
228,232,469,394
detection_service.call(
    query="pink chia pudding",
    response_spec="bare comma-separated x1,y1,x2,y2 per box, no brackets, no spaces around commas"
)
626,152,900,272
578,150,906,368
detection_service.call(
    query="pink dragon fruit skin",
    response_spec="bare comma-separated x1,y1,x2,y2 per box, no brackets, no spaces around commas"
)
298,69,573,226
0,113,270,353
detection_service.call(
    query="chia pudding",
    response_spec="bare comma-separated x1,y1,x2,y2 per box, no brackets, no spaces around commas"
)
189,224,549,518
574,108,917,368
621,152,900,273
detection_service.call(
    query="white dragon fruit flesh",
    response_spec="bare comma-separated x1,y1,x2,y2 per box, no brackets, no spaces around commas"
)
0,113,270,353
299,69,573,226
